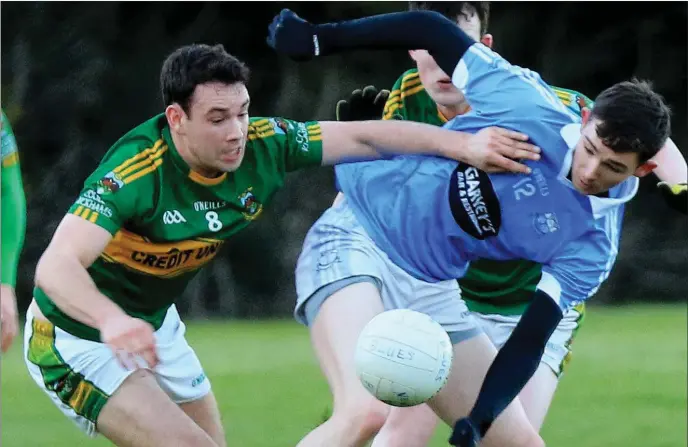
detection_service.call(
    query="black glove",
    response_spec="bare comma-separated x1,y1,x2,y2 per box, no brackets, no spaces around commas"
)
336,86,390,122
657,182,687,214
449,418,481,447
266,9,318,61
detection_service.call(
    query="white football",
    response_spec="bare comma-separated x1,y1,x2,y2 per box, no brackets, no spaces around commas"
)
355,309,453,407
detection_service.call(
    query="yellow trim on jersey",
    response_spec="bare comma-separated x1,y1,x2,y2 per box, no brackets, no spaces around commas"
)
248,119,276,140
113,140,164,175
103,139,168,186
73,206,85,217
188,170,227,186
120,145,167,185
71,206,100,224
386,76,422,103
100,229,224,278
247,130,275,140
437,109,449,124
251,118,269,128
1,151,19,168
552,88,574,106
384,72,425,120
307,123,322,141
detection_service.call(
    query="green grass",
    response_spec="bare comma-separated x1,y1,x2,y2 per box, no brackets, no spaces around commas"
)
2,304,686,446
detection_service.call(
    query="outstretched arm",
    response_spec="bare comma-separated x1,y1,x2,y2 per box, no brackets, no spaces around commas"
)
450,288,560,446
268,9,571,132
450,229,615,446
267,9,474,88
318,120,539,174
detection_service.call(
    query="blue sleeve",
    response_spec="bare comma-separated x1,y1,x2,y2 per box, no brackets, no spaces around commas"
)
537,228,618,311
458,289,562,439
451,44,578,122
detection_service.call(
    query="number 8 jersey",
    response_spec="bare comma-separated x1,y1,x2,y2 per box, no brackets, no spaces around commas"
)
334,43,637,314
34,113,323,341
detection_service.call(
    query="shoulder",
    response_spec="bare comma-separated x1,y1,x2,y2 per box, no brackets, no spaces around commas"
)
551,86,594,116
390,69,427,99
384,69,435,120
86,114,169,190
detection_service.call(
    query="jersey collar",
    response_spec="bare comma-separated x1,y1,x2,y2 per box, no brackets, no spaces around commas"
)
558,123,639,219
161,124,228,186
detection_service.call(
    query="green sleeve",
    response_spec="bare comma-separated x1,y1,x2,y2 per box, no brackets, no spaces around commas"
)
247,117,324,173
66,140,160,235
1,112,27,287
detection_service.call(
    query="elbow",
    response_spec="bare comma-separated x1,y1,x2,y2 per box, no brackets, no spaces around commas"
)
34,250,57,294
34,248,78,297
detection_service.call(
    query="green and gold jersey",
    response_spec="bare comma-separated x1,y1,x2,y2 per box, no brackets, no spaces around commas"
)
383,69,593,315
35,114,323,340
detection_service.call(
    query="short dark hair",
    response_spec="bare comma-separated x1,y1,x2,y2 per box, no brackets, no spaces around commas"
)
160,43,250,114
590,79,671,163
408,2,490,36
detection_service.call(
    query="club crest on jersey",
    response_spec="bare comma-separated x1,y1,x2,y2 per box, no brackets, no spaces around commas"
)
239,187,263,220
96,171,124,195
534,212,560,235
269,117,290,135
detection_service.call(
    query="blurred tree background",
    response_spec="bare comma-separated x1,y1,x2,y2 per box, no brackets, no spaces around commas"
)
1,2,686,319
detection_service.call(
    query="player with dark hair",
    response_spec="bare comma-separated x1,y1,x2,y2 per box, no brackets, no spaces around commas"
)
24,42,538,447
267,8,674,447
330,3,686,445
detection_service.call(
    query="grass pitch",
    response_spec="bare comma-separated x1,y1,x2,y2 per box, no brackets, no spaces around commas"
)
2,304,686,447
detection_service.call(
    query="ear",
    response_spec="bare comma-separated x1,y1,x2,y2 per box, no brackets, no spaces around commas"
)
634,160,657,178
480,33,494,48
581,107,591,125
409,49,419,62
165,104,185,134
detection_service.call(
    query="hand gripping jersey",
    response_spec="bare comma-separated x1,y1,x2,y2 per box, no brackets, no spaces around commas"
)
381,68,595,314
335,44,633,312
35,114,323,341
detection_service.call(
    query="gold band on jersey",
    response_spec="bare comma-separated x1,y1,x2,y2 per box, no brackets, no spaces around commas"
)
307,123,322,142
119,143,167,185
386,74,422,103
553,88,574,106
383,72,425,120
100,228,224,278
72,206,100,223
101,139,168,187
248,118,275,141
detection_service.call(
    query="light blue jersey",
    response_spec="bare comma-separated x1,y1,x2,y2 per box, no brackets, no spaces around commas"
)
334,44,637,312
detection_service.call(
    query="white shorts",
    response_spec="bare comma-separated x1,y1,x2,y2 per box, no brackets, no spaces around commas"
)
472,303,585,377
23,305,210,437
294,198,482,344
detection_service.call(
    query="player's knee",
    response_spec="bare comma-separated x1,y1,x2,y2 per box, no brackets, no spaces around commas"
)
378,407,437,445
521,432,545,447
335,397,390,441
501,428,544,447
